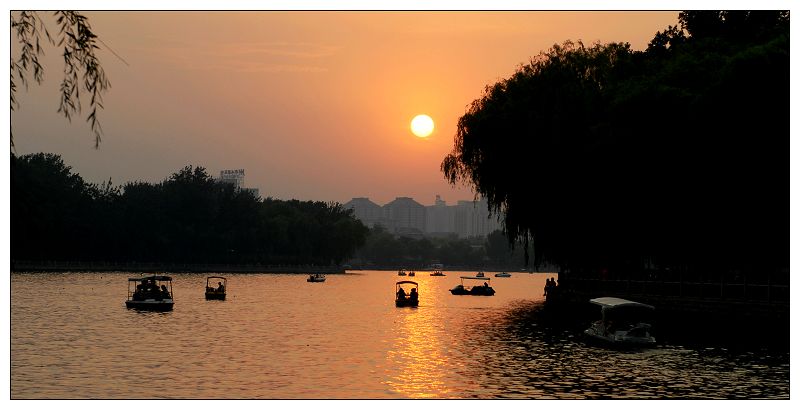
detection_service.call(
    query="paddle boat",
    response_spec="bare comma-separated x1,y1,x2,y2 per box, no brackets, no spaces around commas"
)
398,269,407,276
126,275,174,311
408,271,415,277
584,297,656,347
430,270,446,276
450,276,495,296
495,272,511,277
395,280,419,307
475,271,486,278
307,273,326,282
205,276,227,300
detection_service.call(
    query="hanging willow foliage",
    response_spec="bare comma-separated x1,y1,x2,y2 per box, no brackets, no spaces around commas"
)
11,11,110,148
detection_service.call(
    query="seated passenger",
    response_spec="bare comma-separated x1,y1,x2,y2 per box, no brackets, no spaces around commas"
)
161,284,170,298
397,288,406,299
409,288,418,301
217,282,225,293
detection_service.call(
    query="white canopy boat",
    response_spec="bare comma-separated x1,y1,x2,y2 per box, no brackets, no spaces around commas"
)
584,297,656,346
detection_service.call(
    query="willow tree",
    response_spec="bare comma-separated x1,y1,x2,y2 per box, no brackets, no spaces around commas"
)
11,11,110,148
442,41,637,270
442,12,788,277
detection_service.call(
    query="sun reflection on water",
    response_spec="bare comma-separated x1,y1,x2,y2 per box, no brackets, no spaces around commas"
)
384,306,455,398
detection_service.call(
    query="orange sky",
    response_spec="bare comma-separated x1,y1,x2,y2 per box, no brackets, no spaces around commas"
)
11,11,679,205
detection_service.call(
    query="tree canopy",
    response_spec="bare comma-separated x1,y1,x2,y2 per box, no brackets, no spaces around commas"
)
441,11,788,276
11,153,368,265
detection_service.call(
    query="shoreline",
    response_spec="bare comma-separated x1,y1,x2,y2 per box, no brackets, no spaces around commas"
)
11,261,549,275
11,261,345,274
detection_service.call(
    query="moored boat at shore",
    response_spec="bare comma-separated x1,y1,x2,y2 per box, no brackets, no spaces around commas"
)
584,297,656,347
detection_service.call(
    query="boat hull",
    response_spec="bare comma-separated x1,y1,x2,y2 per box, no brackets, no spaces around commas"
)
395,298,419,307
125,299,174,311
205,292,226,300
450,287,495,296
583,327,656,348
307,278,326,282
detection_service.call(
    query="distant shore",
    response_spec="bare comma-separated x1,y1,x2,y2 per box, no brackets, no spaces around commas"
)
11,261,552,274
11,261,345,274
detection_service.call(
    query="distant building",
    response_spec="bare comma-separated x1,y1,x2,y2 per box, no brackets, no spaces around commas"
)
343,197,384,228
219,169,245,189
384,197,426,234
425,195,455,235
452,198,501,238
346,194,501,238
218,169,260,198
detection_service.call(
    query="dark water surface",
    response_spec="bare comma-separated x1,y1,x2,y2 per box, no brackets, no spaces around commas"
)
11,271,789,398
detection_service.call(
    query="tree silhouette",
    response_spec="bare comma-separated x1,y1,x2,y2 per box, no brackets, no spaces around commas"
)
441,11,788,278
11,11,110,148
11,153,369,266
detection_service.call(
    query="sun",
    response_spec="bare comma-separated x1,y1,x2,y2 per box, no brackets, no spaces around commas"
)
410,114,434,138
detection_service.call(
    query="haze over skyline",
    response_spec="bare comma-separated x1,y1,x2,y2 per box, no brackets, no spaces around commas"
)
11,11,679,205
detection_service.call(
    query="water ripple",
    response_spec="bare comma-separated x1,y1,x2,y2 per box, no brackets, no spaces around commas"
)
11,271,788,398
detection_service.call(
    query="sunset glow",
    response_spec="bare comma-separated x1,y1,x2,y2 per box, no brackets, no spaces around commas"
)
10,11,681,205
411,114,434,138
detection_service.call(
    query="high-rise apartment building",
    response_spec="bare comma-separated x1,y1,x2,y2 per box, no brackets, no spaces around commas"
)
342,197,384,228
384,197,426,234
345,195,501,238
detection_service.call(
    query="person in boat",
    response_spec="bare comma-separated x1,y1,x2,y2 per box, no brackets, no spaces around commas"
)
134,282,145,299
160,284,170,298
543,278,551,296
217,282,225,293
484,282,489,287
142,279,155,298
409,287,418,302
397,287,406,300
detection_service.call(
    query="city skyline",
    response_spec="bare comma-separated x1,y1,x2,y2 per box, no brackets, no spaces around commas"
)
10,11,680,205
344,194,502,237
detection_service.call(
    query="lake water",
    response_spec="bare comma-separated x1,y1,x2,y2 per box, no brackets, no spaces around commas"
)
11,271,789,398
